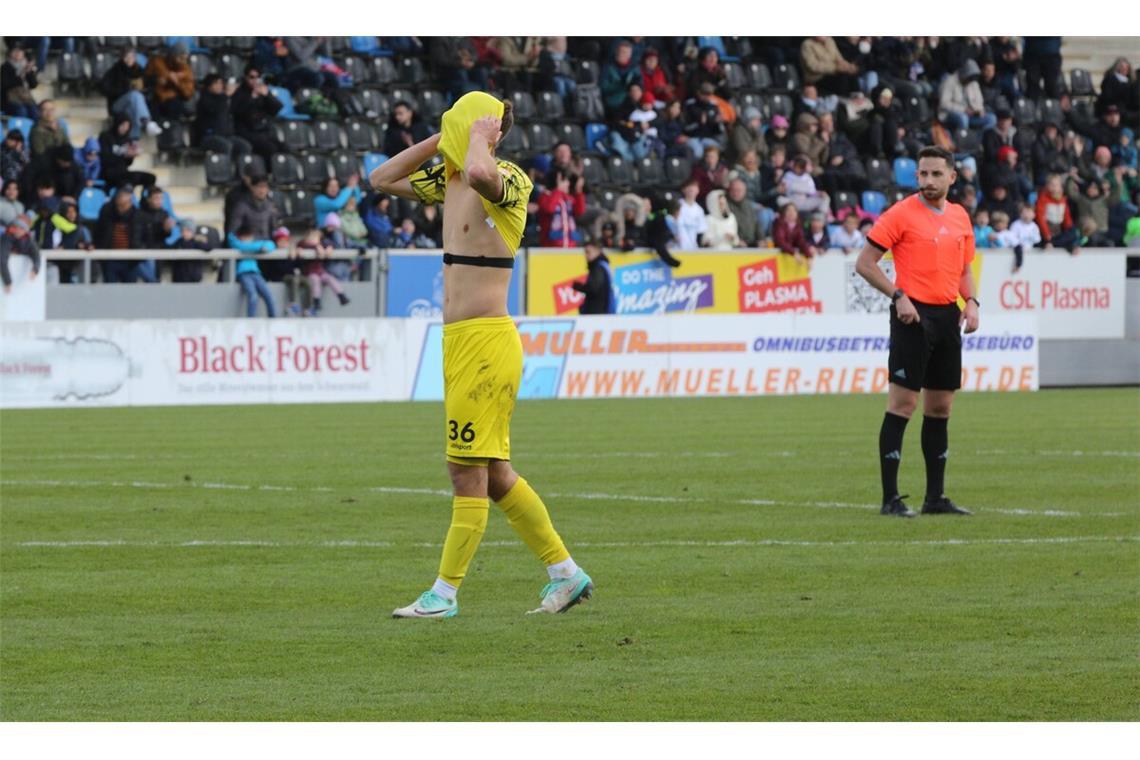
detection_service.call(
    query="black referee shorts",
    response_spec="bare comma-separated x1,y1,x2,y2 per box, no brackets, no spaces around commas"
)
888,300,962,392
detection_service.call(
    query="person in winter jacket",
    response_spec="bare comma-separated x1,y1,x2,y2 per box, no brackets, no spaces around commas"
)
363,193,394,247
772,203,813,261
725,178,761,246
384,101,434,159
145,42,196,119
99,117,156,190
800,36,860,96
938,60,995,132
228,224,278,317
0,180,25,227
572,242,614,314
690,144,730,205
75,137,103,186
100,47,160,139
1036,174,1079,253
1,215,40,293
790,112,828,178
703,189,740,249
538,171,586,247
2,130,29,184
193,75,252,160
728,107,768,166
231,67,284,167
639,48,674,106
313,175,363,226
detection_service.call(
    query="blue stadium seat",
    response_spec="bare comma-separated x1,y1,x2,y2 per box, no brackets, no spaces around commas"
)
78,188,107,222
893,157,917,189
269,86,311,121
584,123,609,153
350,36,384,56
696,37,728,61
861,191,887,217
5,116,33,143
362,152,388,178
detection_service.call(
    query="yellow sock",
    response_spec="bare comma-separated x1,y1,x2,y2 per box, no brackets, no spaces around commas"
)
437,496,489,588
496,477,570,565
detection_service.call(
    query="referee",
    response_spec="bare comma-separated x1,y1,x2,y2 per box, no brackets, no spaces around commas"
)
855,146,980,518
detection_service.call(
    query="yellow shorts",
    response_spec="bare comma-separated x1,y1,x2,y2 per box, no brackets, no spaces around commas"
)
442,315,522,466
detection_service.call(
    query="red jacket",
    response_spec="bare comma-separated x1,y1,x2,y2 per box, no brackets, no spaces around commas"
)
690,162,729,205
641,65,673,102
773,218,812,256
1035,191,1072,241
538,189,586,247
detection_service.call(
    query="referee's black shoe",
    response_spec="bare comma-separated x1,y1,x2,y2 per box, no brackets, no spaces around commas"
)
921,496,972,515
881,494,916,518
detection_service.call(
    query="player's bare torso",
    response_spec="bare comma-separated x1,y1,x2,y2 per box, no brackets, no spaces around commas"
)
441,170,514,324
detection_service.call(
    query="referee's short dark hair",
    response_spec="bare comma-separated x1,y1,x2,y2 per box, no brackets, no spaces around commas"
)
917,145,955,168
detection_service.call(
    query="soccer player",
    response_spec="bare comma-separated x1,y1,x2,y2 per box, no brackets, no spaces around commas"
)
371,92,593,618
854,146,980,518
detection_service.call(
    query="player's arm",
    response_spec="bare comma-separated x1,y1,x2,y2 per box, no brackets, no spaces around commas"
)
465,116,504,203
958,267,980,334
369,132,442,199
855,240,919,324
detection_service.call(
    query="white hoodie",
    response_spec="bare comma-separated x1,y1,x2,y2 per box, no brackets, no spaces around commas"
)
703,189,739,249
994,219,1041,248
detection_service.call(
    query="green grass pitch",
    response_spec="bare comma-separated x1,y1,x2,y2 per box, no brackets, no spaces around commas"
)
1,389,1137,720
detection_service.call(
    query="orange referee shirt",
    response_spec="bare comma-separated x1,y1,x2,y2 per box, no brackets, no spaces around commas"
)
866,194,975,305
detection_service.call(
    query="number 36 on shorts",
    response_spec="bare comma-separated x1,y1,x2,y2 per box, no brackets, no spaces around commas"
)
448,420,476,443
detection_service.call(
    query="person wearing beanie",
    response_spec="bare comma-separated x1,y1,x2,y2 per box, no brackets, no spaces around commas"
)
639,47,674,106
1,215,40,293
938,59,995,132
76,137,103,186
0,180,25,227
170,218,212,283
296,226,349,311
728,105,769,166
2,130,29,184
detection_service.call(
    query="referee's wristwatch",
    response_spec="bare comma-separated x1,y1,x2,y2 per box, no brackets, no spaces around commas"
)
966,297,980,308
891,289,906,303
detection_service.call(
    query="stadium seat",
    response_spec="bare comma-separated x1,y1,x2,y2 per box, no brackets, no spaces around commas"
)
954,128,983,157
216,53,245,82
155,119,189,161
358,89,391,121
236,153,266,180
1037,98,1063,127
270,153,304,187
770,63,800,93
269,86,310,121
536,91,565,121
903,95,930,126
89,52,115,84
164,36,201,52
276,121,315,153
1013,96,1037,126
634,156,665,189
576,59,599,85
735,92,763,115
584,122,609,153
553,123,586,152
226,37,256,54
723,62,747,92
605,156,633,187
510,91,538,122
188,52,214,82
580,155,607,186
697,36,728,60
362,152,388,178
525,122,557,154
329,150,358,182
572,84,606,122
300,153,332,187
724,36,753,62
326,37,348,54
419,90,447,122
888,188,910,207
195,224,222,249
99,36,132,51
78,187,107,222
1069,68,1094,97
763,93,793,119
345,118,380,152
389,88,419,112
594,189,619,211
864,157,893,192
1072,98,1095,124
311,120,344,153
497,125,528,156
340,55,370,86
746,62,772,92
663,156,692,186
5,116,33,144
893,157,917,189
861,190,887,217
396,57,426,86
350,36,384,56
832,191,857,214
204,151,236,186
55,52,86,94
136,36,163,51
282,188,313,226
371,58,398,86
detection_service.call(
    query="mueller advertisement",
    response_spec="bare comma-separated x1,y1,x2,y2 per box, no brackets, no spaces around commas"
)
2,314,1038,408
386,251,521,318
525,249,1125,339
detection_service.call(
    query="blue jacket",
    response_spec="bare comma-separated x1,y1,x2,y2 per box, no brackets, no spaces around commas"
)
227,232,275,276
313,186,362,225
363,207,393,247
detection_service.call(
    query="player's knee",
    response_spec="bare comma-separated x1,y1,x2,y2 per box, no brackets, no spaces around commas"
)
487,461,519,501
447,462,488,496
887,394,917,418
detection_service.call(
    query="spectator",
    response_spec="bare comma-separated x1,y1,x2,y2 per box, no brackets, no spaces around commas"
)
783,155,830,216
131,186,174,282
319,211,353,280
572,242,614,315
99,116,157,191
1,215,40,293
100,46,161,140
640,47,674,106
865,85,903,159
728,107,768,166
393,217,436,249
1082,104,1125,154
676,178,707,249
231,66,284,168
1032,121,1070,186
538,171,586,247
2,130,28,184
44,199,92,283
817,111,866,196
836,88,874,141
227,224,278,318
830,211,866,253
486,37,541,89
686,47,730,100
772,203,813,262
835,36,880,94
1075,180,1110,237
1,46,39,119
938,60,996,133
76,137,102,187
30,144,86,201
1022,36,1062,100
413,204,442,248
295,227,349,313
607,84,652,161
228,175,279,241
430,37,489,101
988,146,1032,204
536,36,576,102
193,75,252,161
977,57,1004,113
29,100,69,159
980,181,1018,221
805,212,830,256
766,114,791,155
690,144,730,205
725,177,760,247
384,101,434,160
950,155,981,203
313,175,362,226
145,42,196,120
1115,127,1137,171
0,180,25,227
281,37,338,92
657,99,689,158
994,204,1042,273
93,189,138,283
759,144,789,210
1097,58,1138,122
339,195,369,248
600,40,639,116
644,197,682,267
800,36,860,96
616,194,649,250
682,82,726,161
972,208,995,248
544,142,584,190
278,227,314,316
593,218,621,249
1036,174,1080,253
29,178,59,219
793,83,838,125
982,108,1031,173
170,219,212,283
731,149,764,204
1078,215,1115,248
703,189,740,249
363,193,394,247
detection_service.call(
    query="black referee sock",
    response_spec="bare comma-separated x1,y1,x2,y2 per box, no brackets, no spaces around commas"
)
878,412,910,503
921,415,949,501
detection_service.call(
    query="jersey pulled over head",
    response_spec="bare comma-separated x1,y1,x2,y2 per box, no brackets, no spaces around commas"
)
439,91,506,177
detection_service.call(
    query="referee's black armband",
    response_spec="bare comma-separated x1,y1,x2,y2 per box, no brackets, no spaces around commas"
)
866,236,888,253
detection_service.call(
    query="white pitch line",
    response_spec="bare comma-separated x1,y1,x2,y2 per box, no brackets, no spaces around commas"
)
11,536,1137,550
1,478,1131,518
